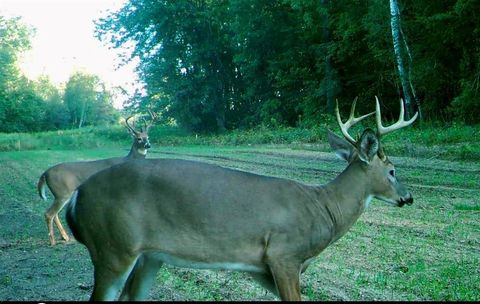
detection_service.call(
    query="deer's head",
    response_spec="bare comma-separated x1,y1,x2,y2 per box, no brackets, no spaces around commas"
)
125,111,157,156
328,97,418,207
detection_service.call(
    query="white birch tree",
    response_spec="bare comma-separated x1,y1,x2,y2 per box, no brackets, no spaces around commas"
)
389,0,418,120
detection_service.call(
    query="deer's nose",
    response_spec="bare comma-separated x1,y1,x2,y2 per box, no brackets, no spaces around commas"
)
144,142,151,149
399,193,413,207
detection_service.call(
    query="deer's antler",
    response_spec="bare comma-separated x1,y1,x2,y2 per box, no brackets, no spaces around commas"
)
125,116,139,135
375,96,418,137
335,97,375,145
142,109,158,133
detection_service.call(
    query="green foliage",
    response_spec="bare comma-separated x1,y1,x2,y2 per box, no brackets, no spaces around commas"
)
0,126,120,151
0,16,120,133
96,0,234,133
450,79,480,124
1,122,478,161
94,0,480,132
0,16,36,132
64,71,119,128
2,1,480,133
34,75,70,130
1,79,47,132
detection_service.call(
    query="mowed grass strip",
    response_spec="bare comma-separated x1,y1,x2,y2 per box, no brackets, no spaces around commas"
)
0,145,478,300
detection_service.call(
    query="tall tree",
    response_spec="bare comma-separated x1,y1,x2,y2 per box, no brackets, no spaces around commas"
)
34,75,70,130
64,71,116,128
0,16,48,132
96,0,234,133
389,0,413,119
0,16,34,128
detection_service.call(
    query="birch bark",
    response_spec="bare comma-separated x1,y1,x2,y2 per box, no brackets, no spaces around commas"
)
389,0,412,119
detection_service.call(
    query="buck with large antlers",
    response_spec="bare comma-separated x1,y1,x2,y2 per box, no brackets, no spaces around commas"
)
37,113,156,246
66,97,417,301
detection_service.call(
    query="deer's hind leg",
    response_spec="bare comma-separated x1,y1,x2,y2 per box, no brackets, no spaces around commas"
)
91,253,139,301
119,253,164,300
45,197,70,246
54,214,70,241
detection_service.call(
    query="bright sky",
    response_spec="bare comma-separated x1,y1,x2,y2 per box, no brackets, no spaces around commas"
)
0,0,141,108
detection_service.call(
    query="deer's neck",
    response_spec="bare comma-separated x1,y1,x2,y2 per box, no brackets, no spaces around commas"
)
318,161,370,244
126,146,147,159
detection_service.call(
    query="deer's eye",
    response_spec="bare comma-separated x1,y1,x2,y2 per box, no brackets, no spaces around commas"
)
389,170,395,178
137,138,142,142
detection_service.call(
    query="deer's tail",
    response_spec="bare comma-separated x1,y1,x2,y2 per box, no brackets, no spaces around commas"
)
66,190,84,244
37,172,47,201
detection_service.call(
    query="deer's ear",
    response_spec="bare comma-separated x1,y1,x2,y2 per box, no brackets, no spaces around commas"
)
358,128,379,163
327,129,355,162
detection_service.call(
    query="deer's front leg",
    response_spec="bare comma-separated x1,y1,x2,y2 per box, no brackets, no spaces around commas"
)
268,260,302,301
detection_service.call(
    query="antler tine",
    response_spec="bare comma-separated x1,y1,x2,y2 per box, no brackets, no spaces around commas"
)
148,109,157,119
335,97,375,145
125,115,139,134
375,96,418,137
141,117,148,133
144,109,158,132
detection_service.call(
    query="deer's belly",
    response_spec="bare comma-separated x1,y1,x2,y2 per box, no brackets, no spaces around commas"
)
150,252,264,273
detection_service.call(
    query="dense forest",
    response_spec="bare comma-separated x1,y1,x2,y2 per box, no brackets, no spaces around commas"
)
1,0,479,133
95,0,480,132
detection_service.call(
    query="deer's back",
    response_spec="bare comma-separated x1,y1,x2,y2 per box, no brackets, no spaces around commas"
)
45,157,125,197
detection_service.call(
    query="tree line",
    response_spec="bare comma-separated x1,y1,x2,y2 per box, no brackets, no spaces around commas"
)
96,0,480,133
2,1,479,134
0,16,118,133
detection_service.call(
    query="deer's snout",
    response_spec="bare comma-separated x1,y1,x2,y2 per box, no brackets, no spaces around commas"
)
398,193,413,207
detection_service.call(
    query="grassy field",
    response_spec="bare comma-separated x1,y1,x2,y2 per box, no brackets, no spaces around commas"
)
0,126,479,300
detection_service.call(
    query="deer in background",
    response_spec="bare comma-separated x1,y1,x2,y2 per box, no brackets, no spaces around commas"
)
66,97,417,301
38,113,156,246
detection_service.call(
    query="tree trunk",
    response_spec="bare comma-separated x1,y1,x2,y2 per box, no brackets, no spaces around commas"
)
322,0,335,114
389,0,413,119
205,14,227,133
215,101,226,132
399,21,423,120
78,101,86,128
213,76,226,132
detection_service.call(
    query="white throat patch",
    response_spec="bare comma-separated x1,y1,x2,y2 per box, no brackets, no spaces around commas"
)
364,195,374,209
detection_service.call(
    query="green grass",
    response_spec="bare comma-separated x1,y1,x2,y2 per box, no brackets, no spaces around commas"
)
454,204,480,211
0,124,479,300
1,141,478,301
1,122,479,160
